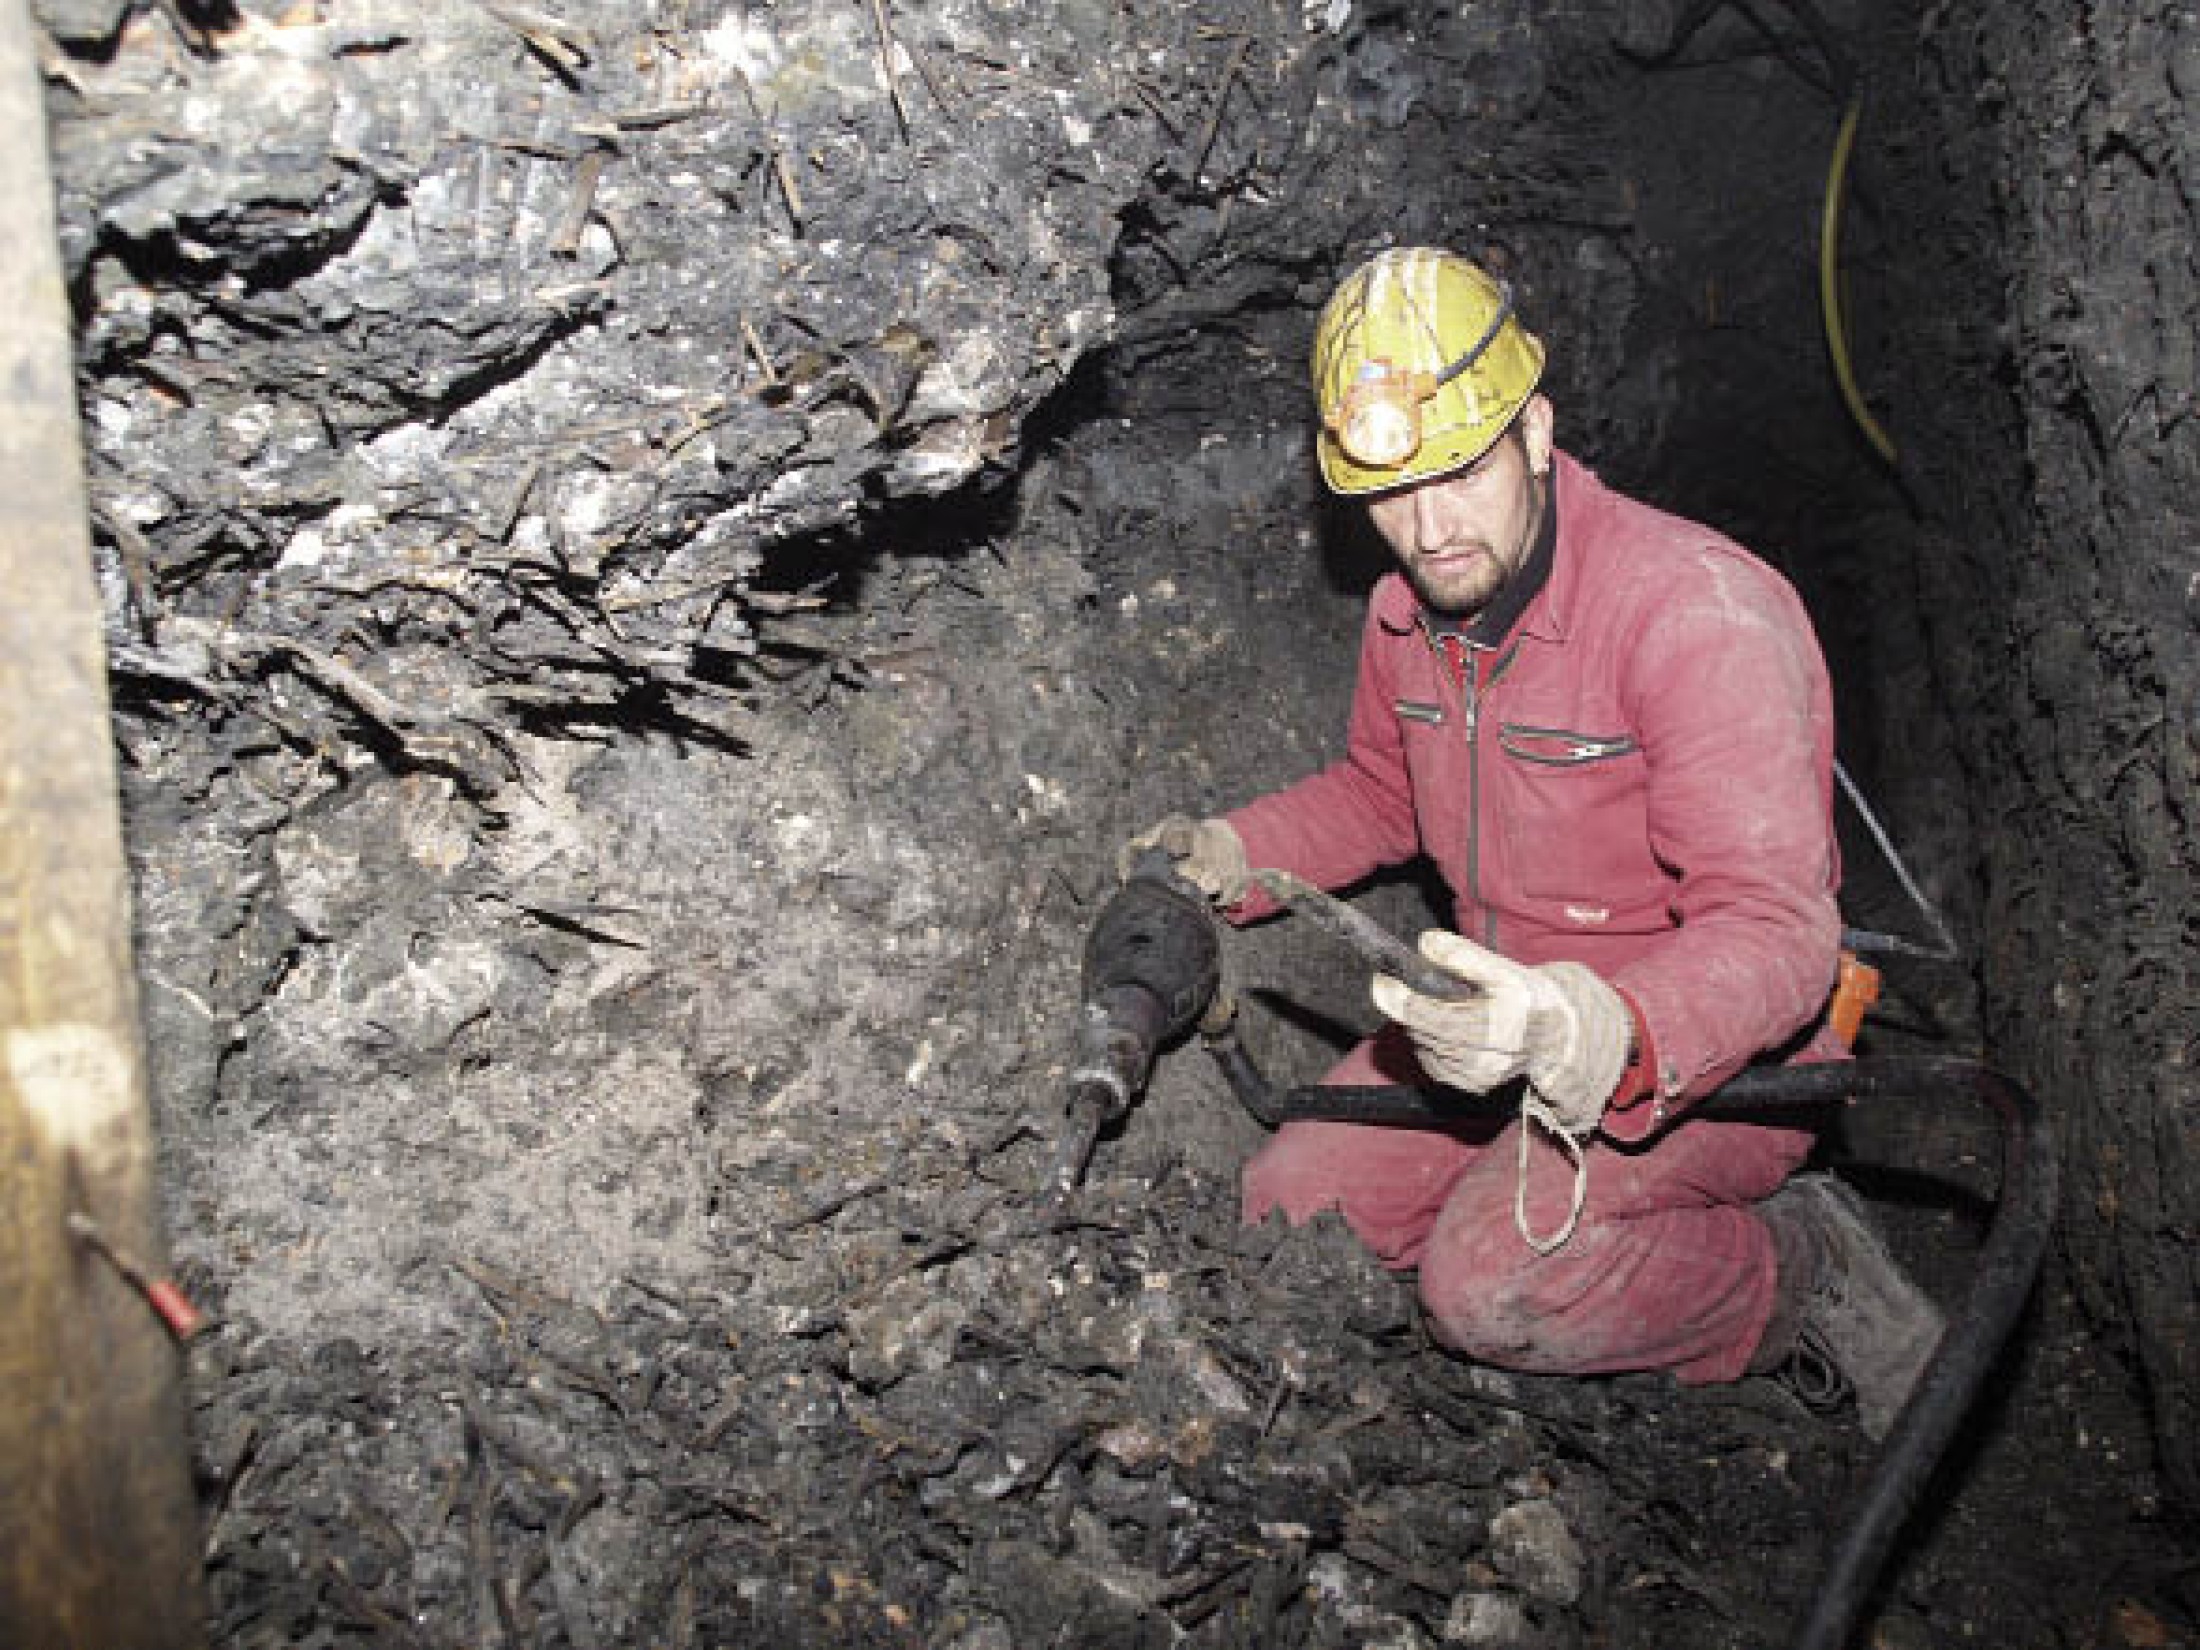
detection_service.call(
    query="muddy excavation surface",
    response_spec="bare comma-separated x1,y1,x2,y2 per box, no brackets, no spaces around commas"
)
178,1046,2185,1650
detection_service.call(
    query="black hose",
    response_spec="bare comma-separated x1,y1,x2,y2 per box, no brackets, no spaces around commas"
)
1775,1059,2058,1650
1207,1039,2058,1650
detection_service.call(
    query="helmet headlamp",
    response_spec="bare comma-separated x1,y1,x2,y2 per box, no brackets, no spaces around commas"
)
1329,366,1435,469
1319,280,1519,474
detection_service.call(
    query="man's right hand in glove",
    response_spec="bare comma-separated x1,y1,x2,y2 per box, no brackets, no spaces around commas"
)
1119,814,1250,906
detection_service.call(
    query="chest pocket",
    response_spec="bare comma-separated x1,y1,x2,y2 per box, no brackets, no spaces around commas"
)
1499,725,1637,766
1494,722,1665,914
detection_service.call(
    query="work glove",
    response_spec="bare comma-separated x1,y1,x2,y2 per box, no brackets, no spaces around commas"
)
1370,930,1633,1139
1118,814,1251,906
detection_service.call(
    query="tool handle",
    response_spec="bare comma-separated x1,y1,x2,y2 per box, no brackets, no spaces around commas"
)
1247,869,1473,1001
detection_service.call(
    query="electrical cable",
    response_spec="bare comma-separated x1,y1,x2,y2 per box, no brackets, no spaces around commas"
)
1820,96,1901,467
1834,759,1961,961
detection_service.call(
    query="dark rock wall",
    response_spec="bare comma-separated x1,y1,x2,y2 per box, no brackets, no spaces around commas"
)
53,0,1637,764
1866,2,2200,1502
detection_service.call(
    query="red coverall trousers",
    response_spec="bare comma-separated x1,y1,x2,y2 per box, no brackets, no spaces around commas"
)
1240,1026,1815,1386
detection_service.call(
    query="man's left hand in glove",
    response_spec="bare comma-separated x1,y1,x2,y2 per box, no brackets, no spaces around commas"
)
1370,930,1634,1139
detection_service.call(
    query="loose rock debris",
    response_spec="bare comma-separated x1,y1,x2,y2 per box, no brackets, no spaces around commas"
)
187,1163,1860,1650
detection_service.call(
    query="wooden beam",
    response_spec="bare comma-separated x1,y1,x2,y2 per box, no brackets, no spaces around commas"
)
0,2,209,1644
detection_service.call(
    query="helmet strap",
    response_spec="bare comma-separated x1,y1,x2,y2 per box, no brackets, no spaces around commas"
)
1429,280,1517,392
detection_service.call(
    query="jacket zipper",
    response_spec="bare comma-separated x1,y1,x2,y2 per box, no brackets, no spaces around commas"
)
1434,632,1517,951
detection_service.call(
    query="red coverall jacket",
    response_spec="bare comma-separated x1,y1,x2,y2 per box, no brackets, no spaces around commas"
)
1225,449,1847,1141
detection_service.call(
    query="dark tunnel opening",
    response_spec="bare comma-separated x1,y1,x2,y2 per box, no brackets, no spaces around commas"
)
7,1,2198,1646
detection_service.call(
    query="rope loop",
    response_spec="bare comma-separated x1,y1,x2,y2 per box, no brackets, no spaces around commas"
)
1514,1088,1589,1254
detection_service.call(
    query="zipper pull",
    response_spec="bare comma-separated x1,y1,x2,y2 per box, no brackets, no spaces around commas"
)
1435,632,1478,735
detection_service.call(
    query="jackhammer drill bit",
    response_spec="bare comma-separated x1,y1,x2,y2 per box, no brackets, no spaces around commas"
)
1045,1092,1111,1202
1044,853,1221,1199
1046,995,1168,1200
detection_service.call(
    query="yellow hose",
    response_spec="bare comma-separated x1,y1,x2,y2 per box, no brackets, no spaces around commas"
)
1820,97,1899,466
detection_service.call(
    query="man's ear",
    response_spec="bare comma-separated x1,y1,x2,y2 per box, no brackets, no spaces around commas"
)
1521,394,1555,477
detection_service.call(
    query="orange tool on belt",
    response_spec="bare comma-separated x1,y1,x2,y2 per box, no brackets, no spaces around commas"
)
1828,950,1883,1049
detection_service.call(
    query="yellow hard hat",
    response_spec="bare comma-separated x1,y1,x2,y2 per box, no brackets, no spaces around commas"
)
1311,248,1546,495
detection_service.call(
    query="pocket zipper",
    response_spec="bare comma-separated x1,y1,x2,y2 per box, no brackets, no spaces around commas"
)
1497,724,1639,765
